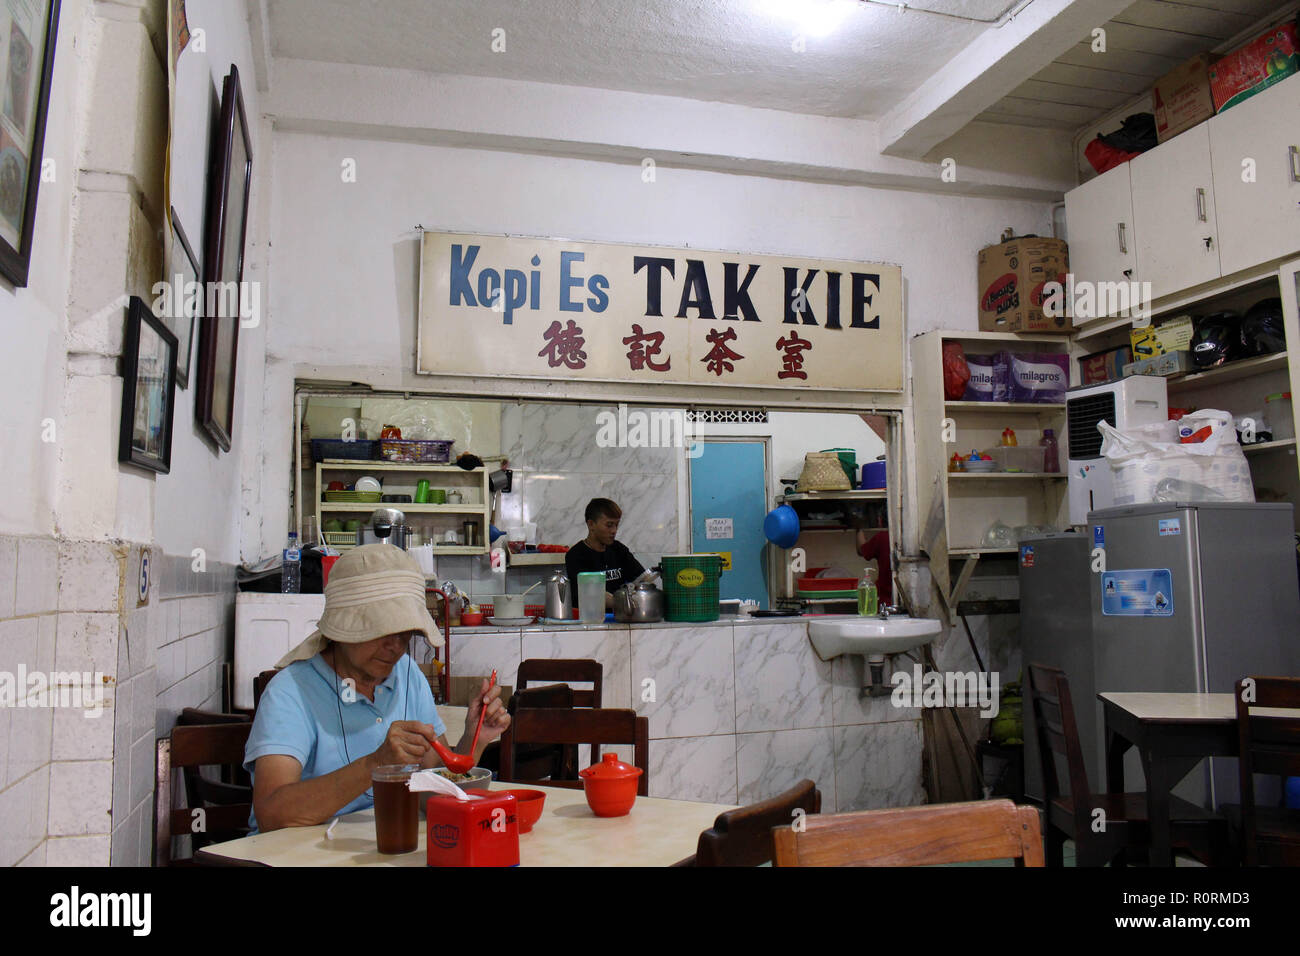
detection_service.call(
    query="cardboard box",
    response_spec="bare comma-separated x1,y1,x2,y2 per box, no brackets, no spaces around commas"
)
1130,315,1194,359
1123,351,1194,378
1153,54,1217,142
1079,345,1133,385
977,236,1071,334
1209,22,1299,113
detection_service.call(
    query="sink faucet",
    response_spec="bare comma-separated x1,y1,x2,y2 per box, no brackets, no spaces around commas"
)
877,604,901,620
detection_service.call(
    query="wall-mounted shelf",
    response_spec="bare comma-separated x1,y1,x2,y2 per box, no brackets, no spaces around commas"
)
1165,351,1288,392
1243,438,1297,455
948,472,1067,480
944,402,1065,413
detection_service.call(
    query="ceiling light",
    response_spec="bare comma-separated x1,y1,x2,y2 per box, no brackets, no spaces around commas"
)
761,0,856,38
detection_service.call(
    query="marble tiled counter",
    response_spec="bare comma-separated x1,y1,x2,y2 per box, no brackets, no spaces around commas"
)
450,618,925,813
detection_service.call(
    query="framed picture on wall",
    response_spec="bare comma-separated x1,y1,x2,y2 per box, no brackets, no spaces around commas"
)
195,63,251,452
0,0,61,288
166,207,199,388
119,296,178,474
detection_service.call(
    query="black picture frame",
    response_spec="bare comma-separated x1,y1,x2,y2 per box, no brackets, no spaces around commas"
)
119,296,178,474
196,63,251,452
0,0,61,288
166,207,200,388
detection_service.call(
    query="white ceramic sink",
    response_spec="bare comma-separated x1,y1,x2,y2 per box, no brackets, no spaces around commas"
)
807,615,942,659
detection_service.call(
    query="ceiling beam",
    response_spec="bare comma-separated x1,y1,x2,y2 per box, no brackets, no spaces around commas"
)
879,0,1138,159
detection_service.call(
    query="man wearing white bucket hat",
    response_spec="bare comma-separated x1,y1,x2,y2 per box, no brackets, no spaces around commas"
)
244,544,509,832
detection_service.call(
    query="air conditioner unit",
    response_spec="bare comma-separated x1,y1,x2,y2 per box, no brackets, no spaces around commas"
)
1066,376,1168,525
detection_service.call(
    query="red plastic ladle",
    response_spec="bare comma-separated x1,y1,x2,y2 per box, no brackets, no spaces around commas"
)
432,670,496,774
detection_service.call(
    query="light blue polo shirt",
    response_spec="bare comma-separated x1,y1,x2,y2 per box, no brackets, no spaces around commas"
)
243,652,446,832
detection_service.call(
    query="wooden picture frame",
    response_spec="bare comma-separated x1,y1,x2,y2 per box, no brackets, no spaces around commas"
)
0,0,61,288
166,207,200,388
196,63,251,452
119,296,178,474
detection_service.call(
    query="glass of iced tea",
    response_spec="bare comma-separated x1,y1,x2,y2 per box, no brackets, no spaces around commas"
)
372,764,420,854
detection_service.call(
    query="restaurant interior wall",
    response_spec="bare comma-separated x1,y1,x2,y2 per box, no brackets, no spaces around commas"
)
258,129,1056,563
0,0,267,868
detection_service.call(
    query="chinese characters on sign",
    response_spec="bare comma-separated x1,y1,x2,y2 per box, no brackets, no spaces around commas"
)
419,232,903,392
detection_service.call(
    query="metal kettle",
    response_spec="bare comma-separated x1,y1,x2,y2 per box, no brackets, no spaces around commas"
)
544,569,573,621
613,580,665,623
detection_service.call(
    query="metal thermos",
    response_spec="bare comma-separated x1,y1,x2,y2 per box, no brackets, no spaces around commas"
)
463,521,478,547
544,569,573,621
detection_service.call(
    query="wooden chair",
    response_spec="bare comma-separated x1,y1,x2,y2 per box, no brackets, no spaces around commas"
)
1227,676,1300,866
674,779,821,866
154,722,257,866
252,668,280,713
1027,662,1225,866
175,707,252,799
499,708,649,795
513,658,604,774
772,799,1044,867
479,682,575,778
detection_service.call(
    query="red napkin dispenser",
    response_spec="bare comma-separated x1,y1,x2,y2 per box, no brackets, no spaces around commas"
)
426,792,519,867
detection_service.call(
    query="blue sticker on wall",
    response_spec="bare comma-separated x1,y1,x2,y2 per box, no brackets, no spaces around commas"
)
1100,569,1174,617
1093,525,1105,547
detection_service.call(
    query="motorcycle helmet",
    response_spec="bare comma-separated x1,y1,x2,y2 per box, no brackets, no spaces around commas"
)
1240,297,1285,357
1190,311,1241,369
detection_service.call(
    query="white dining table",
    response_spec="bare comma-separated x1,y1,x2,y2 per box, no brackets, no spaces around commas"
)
196,782,737,867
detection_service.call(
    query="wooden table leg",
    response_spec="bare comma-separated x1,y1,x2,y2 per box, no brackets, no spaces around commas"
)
1142,750,1174,867
1105,726,1129,794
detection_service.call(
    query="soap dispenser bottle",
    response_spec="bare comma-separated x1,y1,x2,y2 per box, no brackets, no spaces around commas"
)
857,567,879,617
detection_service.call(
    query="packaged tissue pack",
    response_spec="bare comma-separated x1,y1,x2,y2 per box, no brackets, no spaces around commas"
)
1006,352,1069,403
962,352,1009,402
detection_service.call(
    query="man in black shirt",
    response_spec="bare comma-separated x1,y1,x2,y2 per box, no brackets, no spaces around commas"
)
565,498,646,612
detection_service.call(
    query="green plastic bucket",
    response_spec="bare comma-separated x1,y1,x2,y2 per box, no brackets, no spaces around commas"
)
821,447,857,485
660,554,722,622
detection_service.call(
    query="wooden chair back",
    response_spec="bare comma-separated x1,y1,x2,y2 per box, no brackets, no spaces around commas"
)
499,707,649,795
685,779,821,866
516,658,602,707
154,722,254,866
1027,662,1093,826
1235,676,1300,866
175,707,252,800
772,799,1044,867
252,668,279,713
505,683,577,780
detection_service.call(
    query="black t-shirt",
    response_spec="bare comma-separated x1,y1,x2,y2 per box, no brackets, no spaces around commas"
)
565,540,646,609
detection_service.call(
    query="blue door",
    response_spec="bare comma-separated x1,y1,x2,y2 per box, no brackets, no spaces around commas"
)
689,441,769,608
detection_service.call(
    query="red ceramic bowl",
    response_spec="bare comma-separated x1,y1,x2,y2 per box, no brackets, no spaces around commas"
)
459,612,485,626
579,753,643,817
498,788,546,832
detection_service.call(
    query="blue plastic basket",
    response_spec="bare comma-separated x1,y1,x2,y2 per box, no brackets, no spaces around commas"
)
311,439,377,461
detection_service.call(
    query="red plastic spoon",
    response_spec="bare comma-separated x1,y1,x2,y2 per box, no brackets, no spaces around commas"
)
433,669,496,774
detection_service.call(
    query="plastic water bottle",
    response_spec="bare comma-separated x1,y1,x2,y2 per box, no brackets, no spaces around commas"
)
281,532,301,594
1040,428,1060,474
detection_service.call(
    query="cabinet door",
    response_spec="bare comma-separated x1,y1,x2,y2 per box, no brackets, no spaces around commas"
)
1131,123,1222,300
1210,74,1300,277
1064,163,1138,323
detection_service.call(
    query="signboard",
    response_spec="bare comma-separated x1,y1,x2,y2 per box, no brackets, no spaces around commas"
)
418,232,903,392
705,518,733,540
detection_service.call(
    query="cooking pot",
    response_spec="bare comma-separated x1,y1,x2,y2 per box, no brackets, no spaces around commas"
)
612,580,664,623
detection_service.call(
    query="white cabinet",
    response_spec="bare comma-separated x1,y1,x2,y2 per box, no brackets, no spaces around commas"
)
1064,163,1138,323
1130,123,1222,300
1209,74,1300,277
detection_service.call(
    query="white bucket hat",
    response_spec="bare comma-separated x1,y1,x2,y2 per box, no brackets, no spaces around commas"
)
276,544,443,667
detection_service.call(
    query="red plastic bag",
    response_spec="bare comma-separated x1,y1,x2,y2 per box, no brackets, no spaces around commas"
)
1084,136,1140,175
943,342,971,401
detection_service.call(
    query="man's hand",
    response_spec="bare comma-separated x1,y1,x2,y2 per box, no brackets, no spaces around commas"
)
372,720,439,767
460,678,511,759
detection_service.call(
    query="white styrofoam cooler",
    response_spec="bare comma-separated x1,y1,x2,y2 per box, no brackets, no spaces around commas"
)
234,592,326,709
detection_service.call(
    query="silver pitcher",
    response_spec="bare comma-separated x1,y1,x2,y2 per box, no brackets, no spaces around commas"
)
544,569,572,621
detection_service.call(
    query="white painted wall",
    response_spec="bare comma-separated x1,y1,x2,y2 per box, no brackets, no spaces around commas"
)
156,0,262,564
256,129,1053,559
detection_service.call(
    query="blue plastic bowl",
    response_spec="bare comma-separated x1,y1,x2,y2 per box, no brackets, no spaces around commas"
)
764,505,800,548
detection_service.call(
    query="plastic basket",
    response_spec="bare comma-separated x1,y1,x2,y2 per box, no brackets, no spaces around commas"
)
311,439,377,461
323,490,382,503
660,554,722,622
379,439,454,463
323,531,360,547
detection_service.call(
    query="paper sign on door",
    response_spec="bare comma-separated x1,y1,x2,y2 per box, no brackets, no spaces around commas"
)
705,518,733,540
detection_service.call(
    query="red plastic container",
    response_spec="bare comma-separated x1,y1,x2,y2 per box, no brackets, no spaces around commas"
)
425,792,519,867
579,752,643,817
